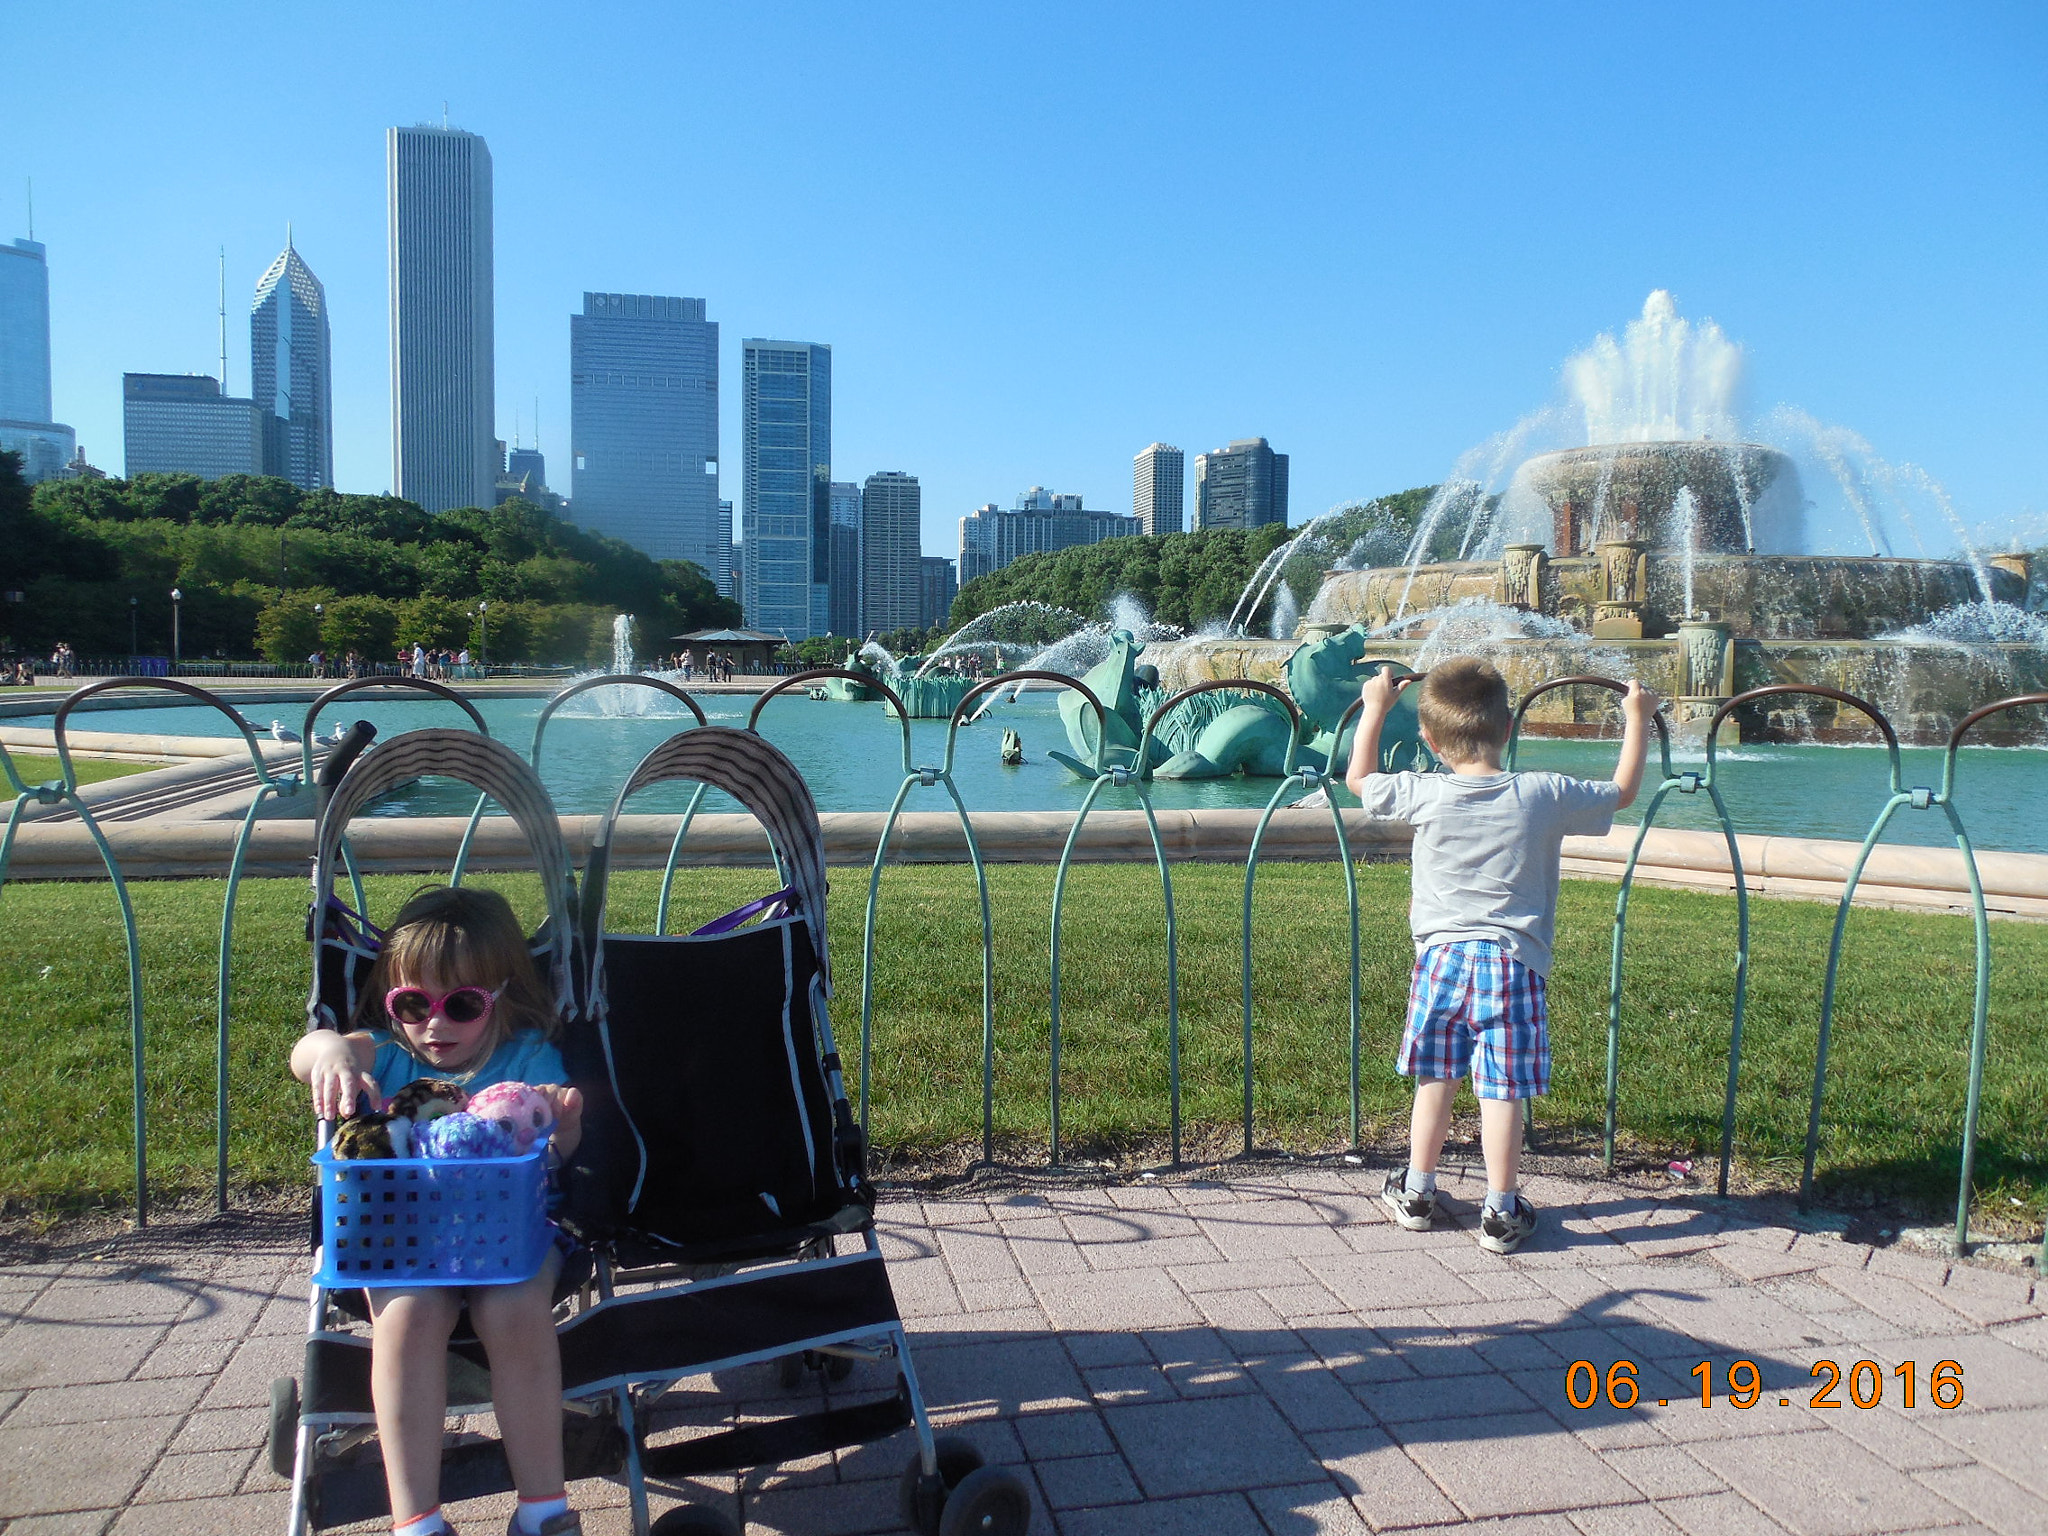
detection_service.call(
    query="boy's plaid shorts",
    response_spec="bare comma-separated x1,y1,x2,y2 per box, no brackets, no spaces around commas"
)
1398,939,1549,1100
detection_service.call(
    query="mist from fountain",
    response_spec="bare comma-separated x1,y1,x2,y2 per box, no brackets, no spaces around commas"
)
556,612,697,719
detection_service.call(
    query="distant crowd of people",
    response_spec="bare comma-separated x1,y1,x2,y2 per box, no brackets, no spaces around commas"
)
661,651,738,682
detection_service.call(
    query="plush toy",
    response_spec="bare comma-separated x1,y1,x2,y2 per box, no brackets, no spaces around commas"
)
333,1111,403,1159
387,1078,467,1125
416,1111,519,1159
466,1081,556,1153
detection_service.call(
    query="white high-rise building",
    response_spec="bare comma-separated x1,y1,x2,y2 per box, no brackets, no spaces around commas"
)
251,235,333,490
1133,442,1184,535
860,471,922,633
388,125,494,513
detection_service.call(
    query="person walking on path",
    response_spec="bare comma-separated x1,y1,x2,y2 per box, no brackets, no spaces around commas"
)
1345,658,1656,1253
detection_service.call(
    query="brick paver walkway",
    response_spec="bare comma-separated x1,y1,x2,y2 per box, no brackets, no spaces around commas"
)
2,1163,2042,1535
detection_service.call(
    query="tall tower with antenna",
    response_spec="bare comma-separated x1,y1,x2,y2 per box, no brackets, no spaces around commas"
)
0,189,77,482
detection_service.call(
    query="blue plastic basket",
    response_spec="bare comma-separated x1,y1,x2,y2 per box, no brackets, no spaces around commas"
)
313,1146,552,1287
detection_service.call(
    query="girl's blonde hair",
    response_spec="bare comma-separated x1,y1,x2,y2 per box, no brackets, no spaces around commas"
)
355,886,557,1068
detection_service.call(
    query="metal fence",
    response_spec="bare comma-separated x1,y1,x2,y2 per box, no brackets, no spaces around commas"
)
0,669,2040,1267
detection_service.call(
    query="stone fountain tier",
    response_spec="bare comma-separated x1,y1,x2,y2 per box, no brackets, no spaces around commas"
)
1522,441,1798,555
1312,551,2024,642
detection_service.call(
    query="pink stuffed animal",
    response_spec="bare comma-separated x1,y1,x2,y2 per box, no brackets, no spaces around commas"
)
466,1081,556,1153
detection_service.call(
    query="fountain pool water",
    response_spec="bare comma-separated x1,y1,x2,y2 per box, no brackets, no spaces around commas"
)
21,692,2048,852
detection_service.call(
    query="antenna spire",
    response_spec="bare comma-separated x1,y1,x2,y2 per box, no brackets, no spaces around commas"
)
286,220,293,250
217,247,227,395
24,177,32,240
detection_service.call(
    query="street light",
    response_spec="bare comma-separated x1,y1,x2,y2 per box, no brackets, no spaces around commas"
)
129,595,138,658
313,603,324,679
478,599,489,670
170,587,182,668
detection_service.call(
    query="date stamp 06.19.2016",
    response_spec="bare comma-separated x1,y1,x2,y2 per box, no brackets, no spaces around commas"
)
1564,1358,1965,1412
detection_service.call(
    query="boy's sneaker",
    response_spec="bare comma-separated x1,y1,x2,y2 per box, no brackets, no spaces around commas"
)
1380,1168,1437,1231
505,1515,580,1536
1478,1195,1538,1254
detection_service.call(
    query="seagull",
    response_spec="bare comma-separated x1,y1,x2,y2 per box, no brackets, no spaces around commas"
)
268,720,302,743
328,722,351,745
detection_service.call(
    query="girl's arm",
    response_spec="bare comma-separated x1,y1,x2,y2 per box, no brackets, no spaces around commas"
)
291,1030,382,1119
537,1085,584,1158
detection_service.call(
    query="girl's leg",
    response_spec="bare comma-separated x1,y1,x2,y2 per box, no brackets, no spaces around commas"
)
1408,1077,1459,1174
367,1287,464,1525
467,1254,565,1504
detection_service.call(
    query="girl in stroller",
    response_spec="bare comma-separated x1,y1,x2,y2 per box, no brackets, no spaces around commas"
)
290,886,586,1536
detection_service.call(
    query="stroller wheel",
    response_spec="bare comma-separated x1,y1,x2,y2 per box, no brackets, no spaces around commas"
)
267,1377,300,1482
899,1435,984,1536
937,1465,1032,1536
650,1503,740,1536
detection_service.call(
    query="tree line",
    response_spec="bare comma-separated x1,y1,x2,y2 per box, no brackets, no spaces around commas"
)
0,452,740,664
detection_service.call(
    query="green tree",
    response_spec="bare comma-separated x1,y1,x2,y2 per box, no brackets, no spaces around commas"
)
255,590,334,664
321,596,399,662
396,595,469,650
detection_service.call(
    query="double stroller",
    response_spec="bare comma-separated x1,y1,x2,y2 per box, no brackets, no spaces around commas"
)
274,724,1030,1536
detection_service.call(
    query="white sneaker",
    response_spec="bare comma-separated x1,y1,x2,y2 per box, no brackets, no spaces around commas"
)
1478,1194,1538,1254
1379,1168,1438,1231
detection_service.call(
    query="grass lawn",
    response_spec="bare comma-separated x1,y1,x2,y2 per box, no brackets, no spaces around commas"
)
5,753,159,788
0,864,2042,1229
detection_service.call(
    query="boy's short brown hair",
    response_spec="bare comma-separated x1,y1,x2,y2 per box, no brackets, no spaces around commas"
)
1416,658,1513,763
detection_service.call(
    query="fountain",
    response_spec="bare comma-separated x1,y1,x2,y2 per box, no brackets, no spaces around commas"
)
1153,292,2044,744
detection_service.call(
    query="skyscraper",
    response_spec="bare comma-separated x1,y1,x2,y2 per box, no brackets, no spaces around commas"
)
740,339,830,638
860,471,922,634
250,235,333,490
715,499,736,598
122,374,262,478
1133,442,1184,535
919,555,958,632
0,236,75,483
569,292,719,565
388,124,494,513
1194,437,1289,530
827,480,863,638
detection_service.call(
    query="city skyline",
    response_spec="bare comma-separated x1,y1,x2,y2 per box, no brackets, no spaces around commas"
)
5,5,2042,553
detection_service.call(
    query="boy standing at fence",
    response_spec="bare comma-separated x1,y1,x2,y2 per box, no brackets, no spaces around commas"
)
1345,659,1656,1253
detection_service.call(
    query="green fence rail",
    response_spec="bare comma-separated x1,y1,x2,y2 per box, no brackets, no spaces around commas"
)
0,670,2034,1262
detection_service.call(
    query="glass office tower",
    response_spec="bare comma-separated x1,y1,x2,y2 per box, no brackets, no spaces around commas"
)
1194,437,1289,530
250,236,334,490
0,236,75,482
827,480,863,638
123,374,262,478
740,339,830,639
570,292,719,566
388,124,494,513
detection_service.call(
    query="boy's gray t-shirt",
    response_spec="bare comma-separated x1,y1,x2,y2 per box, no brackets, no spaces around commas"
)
1359,769,1621,977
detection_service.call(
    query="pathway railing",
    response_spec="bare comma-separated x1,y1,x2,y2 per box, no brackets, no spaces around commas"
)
0,670,2037,1261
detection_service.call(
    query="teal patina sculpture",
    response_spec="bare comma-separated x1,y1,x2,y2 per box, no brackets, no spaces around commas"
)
1049,625,1433,781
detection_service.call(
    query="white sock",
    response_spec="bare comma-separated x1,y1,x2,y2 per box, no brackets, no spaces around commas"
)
515,1493,570,1535
395,1510,448,1536
1404,1167,1437,1196
1484,1186,1516,1214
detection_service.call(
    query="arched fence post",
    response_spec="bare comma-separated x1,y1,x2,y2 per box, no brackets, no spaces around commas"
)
1506,677,1675,1172
1936,692,2048,1257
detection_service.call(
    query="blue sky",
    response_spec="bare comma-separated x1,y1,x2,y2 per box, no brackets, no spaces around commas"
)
7,1,2044,557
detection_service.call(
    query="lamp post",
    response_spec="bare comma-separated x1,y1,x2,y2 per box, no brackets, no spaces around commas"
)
170,587,182,668
313,603,324,679
479,599,489,670
129,595,138,659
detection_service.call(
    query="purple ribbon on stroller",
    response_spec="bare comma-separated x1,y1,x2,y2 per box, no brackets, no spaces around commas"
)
690,886,796,936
